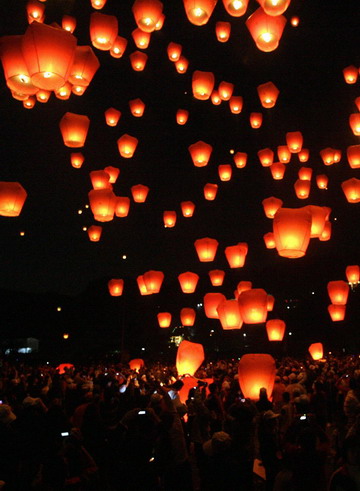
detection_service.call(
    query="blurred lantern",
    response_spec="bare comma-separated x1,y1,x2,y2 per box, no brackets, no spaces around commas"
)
320,147,335,166
181,201,195,217
59,112,90,148
194,237,218,262
131,184,149,203
155,13,165,30
346,265,360,285
129,50,148,71
167,42,182,61
132,28,151,49
129,359,144,371
262,197,283,218
277,145,291,163
217,299,243,330
286,131,303,153
11,91,31,101
62,15,76,32
319,221,332,241
294,179,311,199
87,224,102,241
204,292,226,319
218,81,234,101
90,13,118,50
342,178,360,203
238,288,268,324
117,134,138,158
298,148,309,163
36,89,51,103
316,174,328,190
90,170,111,190
132,0,163,33
347,145,360,169
188,141,213,167
204,183,218,200
105,107,121,127
267,295,275,311
290,16,299,27
334,149,342,163
104,166,120,184
304,205,329,238
225,243,248,268
237,281,252,295
308,343,323,361
175,56,189,73
266,319,286,341
163,210,177,228
273,207,312,258
108,279,124,296
238,353,276,400
298,167,312,181
250,112,263,128
178,272,199,293
88,189,116,222
208,270,225,286
183,0,217,26
222,0,249,16
115,197,130,217
22,22,77,91
157,312,171,328
57,363,74,374
0,182,27,217
192,70,215,100
343,65,358,84
143,270,164,294
258,148,274,167
91,0,107,9
110,36,128,58
233,152,247,168
270,162,286,180
218,164,232,181
55,82,72,100
70,152,84,169
215,22,231,42
257,0,291,16
72,84,87,96
355,97,360,111
176,109,189,125
26,0,45,24
180,308,196,326
327,280,349,305
257,81,279,108
263,232,276,249
211,90,222,105
328,304,346,322
129,98,146,117
69,46,100,86
176,340,204,376
23,96,36,109
229,96,243,114
246,7,286,52
137,275,151,295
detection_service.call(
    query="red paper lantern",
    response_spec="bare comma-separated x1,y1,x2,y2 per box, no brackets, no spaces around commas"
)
316,174,328,190
328,304,346,322
347,145,360,169
286,131,303,153
115,197,130,217
163,210,177,228
175,56,189,73
277,145,291,163
342,178,360,203
55,82,72,100
131,184,149,203
217,299,243,330
104,166,120,184
90,12,118,50
298,167,312,181
327,281,349,305
343,65,358,84
129,359,144,371
87,225,102,241
203,183,218,200
263,232,276,249
262,197,283,219
129,98,146,117
69,46,100,86
266,319,286,341
238,288,268,324
0,182,27,217
222,0,249,17
308,343,323,361
176,109,189,125
218,81,234,101
319,221,332,241
180,308,196,326
137,275,151,295
70,152,84,169
157,312,172,328
59,112,90,148
208,270,225,286
181,201,195,217
320,147,335,166
294,179,311,199
178,272,199,293
176,340,204,376
143,270,164,293
270,162,286,180
267,295,275,311
129,50,148,71
258,148,274,167
167,42,182,61
108,279,124,296
250,112,263,128
23,96,36,109
110,36,128,58
36,89,51,103
273,207,312,258
183,0,217,26
229,96,243,114
225,243,248,268
218,164,232,181
211,90,222,105
192,70,215,100
90,170,111,190
188,141,213,167
26,0,45,24
105,107,121,127
237,281,252,295
298,148,309,162
246,7,287,52
62,15,76,33
88,189,116,222
233,152,247,168
204,292,226,319
304,205,330,238
290,16,299,27
346,265,360,285
215,22,231,42
132,0,164,33
117,134,138,158
257,81,279,108
91,0,108,9
194,237,219,262
257,0,291,16
238,353,276,400
132,28,151,49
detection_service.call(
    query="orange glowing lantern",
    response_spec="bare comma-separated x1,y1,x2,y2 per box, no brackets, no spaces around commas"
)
181,201,195,217
55,82,71,100
257,81,279,108
218,164,232,181
131,184,149,203
180,308,196,326
108,279,124,296
298,167,312,181
143,270,164,294
225,243,248,268
204,183,218,200
304,205,329,238
204,292,226,319
194,237,219,262
342,178,360,203
217,299,243,330
320,148,335,166
250,112,263,128
69,46,100,86
266,319,286,341
88,189,116,222
91,0,107,9
346,265,360,285
237,281,252,295
327,281,349,306
319,221,332,241
308,343,323,361
262,197,283,219
178,272,199,293
129,98,146,117
0,182,27,217
273,207,312,258
62,15,76,33
267,295,275,311
117,134,138,158
23,96,36,109
155,13,165,30
167,42,182,61
70,152,84,169
104,166,120,184
209,270,225,286
137,275,151,295
115,197,130,217
316,174,328,190
290,16,299,27
246,7,287,52
233,152,247,168
90,170,111,190
257,0,291,16
238,353,276,400
347,145,360,169
11,91,30,101
211,90,222,105
175,56,189,73
277,145,291,163
294,179,311,199
183,0,217,26
158,312,172,328
90,12,118,50
216,22,231,42
129,50,148,71
263,232,276,249
36,89,51,103
105,107,121,127
238,288,268,324
110,36,128,58
87,225,102,242
132,28,151,49
192,70,215,100
72,84,87,96
163,210,177,228
218,81,234,101
132,0,163,33
176,109,189,125
328,304,346,322
59,112,90,148
188,141,213,167
258,148,274,167
176,340,204,376
298,148,309,163
229,96,243,114
343,65,358,84
222,0,249,16
270,162,286,180
129,359,144,371
26,0,45,24
286,131,303,153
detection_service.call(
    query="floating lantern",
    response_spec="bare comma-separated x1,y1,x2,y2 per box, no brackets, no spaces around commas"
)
328,304,346,322
263,232,276,249
250,112,263,128
319,221,332,241
258,148,274,167
208,270,225,286
143,270,164,294
167,42,182,61
178,272,199,293
131,184,149,203
72,84,87,96
316,174,328,190
215,21,231,42
108,279,124,296
175,56,189,73
194,237,218,262
347,145,360,169
26,0,45,24
132,28,151,49
36,89,51,103
342,178,360,203
192,70,215,100
290,16,299,27
346,265,360,285
298,167,312,181
91,0,107,9
69,46,100,86
163,210,177,228
217,299,243,330
298,148,309,163
181,201,195,217
257,81,279,108
70,152,84,169
104,166,120,184
320,147,335,166
233,152,247,168
304,205,330,238
229,95,243,114
188,141,213,167
23,96,36,109
218,164,232,181
355,97,360,112
273,207,312,258
262,197,283,218
204,183,218,200
257,0,291,16
266,319,286,341
222,0,249,16
62,15,76,33
183,0,217,26
176,109,189,125
308,343,323,361
129,98,146,117
57,363,74,374
218,81,234,101
90,12,118,50
117,134,138,158
132,0,163,33
343,65,358,84
0,182,27,217
246,7,287,52
267,295,275,311
327,280,349,305
129,50,148,71
137,275,151,295
59,112,90,148
180,308,196,326
90,170,111,190
237,281,252,295
277,145,291,163
88,189,116,222
110,36,128,58
155,13,165,30
270,162,286,180
55,82,71,100
129,359,144,371
211,90,222,105
294,179,311,199
115,197,130,217
204,292,226,319
176,340,204,376
158,312,172,328
286,131,303,153
225,243,248,268
238,353,276,400
238,288,268,324
87,225,102,241
105,107,121,127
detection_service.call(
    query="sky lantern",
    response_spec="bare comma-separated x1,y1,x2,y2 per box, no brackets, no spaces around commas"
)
104,166,120,184
347,145,360,169
132,28,151,49
22,22,76,91
132,0,163,32
180,308,196,326
137,275,151,295
308,343,323,361
236,281,252,296
117,134,138,158
209,270,225,286
355,97,360,112
342,178,360,203
286,131,303,153
155,13,165,30
178,271,199,293
181,201,195,217
23,96,36,109
222,0,249,16
319,221,332,241
90,170,111,190
110,36,128,58
194,237,219,262
192,70,215,100
88,189,116,222
316,174,328,190
143,270,164,294
62,15,76,33
204,292,226,319
218,164,232,181
115,197,130,217
70,152,84,169
304,205,329,238
175,56,189,73
26,1,45,24
167,42,182,61
129,359,144,371
238,354,276,401
203,183,218,200
176,109,189,125
104,107,121,127
225,242,248,268
72,84,87,96
129,50,148,71
176,340,204,377
131,184,149,203
217,299,243,330
343,65,358,84
59,112,90,148
263,232,276,249
229,95,243,114
36,89,51,103
188,140,213,167
91,0,108,9
250,112,263,129
258,148,274,167
277,145,291,163
320,147,335,166
183,0,217,26
273,207,312,258
0,182,27,217
270,162,286,180
157,312,172,328
298,167,312,181
267,294,275,311
129,98,146,117
218,81,234,101
328,304,346,322
108,279,124,296
290,16,299,27
87,225,102,242
90,12,118,50
266,319,286,341
238,288,268,324
233,152,247,168
211,90,222,105
346,265,360,285
163,210,177,228
245,7,287,52
257,81,279,108
262,197,283,219
298,148,309,163
294,179,311,199
327,280,349,305
55,82,72,100
215,21,231,42
11,91,30,101
257,0,291,16
69,46,100,87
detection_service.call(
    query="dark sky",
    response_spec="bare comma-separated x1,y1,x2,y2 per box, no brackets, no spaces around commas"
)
0,0,359,355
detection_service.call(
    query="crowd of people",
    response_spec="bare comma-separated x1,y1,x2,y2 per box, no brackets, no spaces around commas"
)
1,354,360,490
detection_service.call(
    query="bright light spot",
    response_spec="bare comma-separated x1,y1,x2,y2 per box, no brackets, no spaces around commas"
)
334,217,337,221
19,74,30,84
260,32,274,43
97,37,107,44
57,307,62,312
82,227,87,231
78,209,83,214
59,90,66,96
193,7,205,17
43,72,52,78
143,17,152,26
20,231,25,236
85,204,89,209
113,47,120,54
141,347,145,351
243,333,246,337
32,11,39,18
74,74,82,80
232,0,243,9
289,332,292,336
311,291,315,295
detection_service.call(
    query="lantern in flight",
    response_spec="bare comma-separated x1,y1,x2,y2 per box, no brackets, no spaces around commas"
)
273,207,312,258
304,205,330,238
36,89,51,103
328,304,346,322
90,12,118,50
69,46,100,87
176,109,189,125
263,232,276,249
163,210,177,228
90,170,111,190
327,281,349,306
298,167,312,181
294,179,311,199
270,162,286,180
342,178,360,203
104,166,120,184
132,0,163,32
346,265,360,285
0,182,27,217
209,270,225,286
143,270,164,294
129,98,146,117
188,141,213,167
211,91,222,105
215,22,231,42
176,340,204,377
225,243,248,268
23,96,36,109
298,148,309,163
70,152,84,169
204,292,226,319
183,0,217,26
229,96,243,114
246,7,287,52
131,184,149,203
277,145,291,163
233,152,247,168
175,56,189,73
347,145,360,169
194,237,218,262
192,70,215,100
59,112,90,148
180,308,196,326
157,312,172,328
237,281,252,295
117,134,138,158
88,189,116,222
258,148,274,167
204,183,218,200
91,0,107,9
105,107,121,127
266,319,286,341
129,51,148,71
110,36,128,58
316,174,328,190
115,197,130,217
26,0,45,24
137,275,151,295
257,81,279,108
62,15,76,33
286,131,303,153
87,225,102,241
319,221,332,241
257,0,291,16
132,28,151,49
108,279,124,296
262,197,283,218
308,343,323,361
178,272,199,293
217,299,243,330
218,164,232,181
167,42,182,61
129,359,144,371
218,81,234,101
222,0,249,16
55,82,71,100
181,201,195,217
238,288,268,324
238,353,276,400
343,65,358,84
250,112,263,128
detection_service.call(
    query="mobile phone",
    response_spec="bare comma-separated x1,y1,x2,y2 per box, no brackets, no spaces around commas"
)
138,410,146,415
61,431,69,437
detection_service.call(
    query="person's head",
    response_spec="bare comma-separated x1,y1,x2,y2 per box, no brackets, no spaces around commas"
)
259,387,268,400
